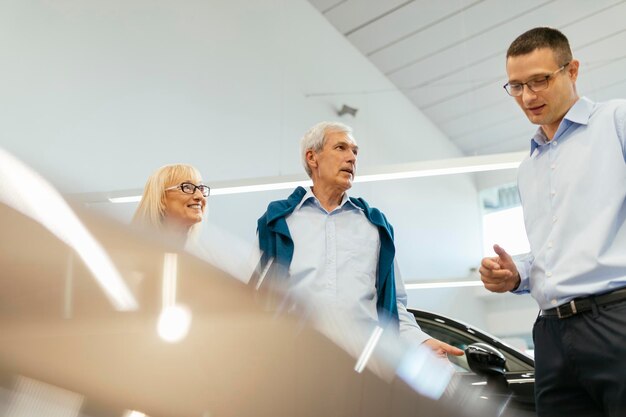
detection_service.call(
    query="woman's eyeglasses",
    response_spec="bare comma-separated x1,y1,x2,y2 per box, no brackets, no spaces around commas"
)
165,182,210,197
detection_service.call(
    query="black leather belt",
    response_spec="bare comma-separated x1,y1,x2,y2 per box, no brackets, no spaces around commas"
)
542,288,626,319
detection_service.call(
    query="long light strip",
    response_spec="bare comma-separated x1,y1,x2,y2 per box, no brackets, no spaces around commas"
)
354,326,384,373
108,180,312,202
108,151,525,203
162,253,178,308
108,195,141,203
210,180,311,196
355,161,521,183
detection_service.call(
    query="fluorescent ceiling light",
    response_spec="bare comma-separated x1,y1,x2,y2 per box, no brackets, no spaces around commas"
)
108,151,526,203
355,162,520,182
108,195,141,203
211,179,312,196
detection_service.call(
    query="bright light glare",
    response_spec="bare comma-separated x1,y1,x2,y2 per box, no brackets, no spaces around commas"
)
354,326,384,373
0,148,137,311
162,253,178,308
157,253,190,342
396,344,454,400
124,411,147,417
482,206,530,256
157,305,191,343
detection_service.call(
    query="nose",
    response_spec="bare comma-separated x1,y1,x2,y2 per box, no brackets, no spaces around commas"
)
521,84,538,103
192,188,205,200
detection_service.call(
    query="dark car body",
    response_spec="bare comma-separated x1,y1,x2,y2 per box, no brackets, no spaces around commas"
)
411,308,536,416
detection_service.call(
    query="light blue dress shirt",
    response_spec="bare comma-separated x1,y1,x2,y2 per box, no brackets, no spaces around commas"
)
513,97,626,310
286,187,430,344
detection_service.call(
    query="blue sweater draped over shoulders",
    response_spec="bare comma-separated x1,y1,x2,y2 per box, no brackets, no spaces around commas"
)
257,186,399,328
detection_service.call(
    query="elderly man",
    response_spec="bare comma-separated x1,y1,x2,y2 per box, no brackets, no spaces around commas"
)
257,121,462,356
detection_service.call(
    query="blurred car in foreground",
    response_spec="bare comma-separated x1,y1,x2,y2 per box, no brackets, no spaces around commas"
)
411,309,536,416
0,146,473,417
1,148,544,417
0,198,464,417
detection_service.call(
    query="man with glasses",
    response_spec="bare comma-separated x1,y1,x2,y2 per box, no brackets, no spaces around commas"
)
480,27,626,416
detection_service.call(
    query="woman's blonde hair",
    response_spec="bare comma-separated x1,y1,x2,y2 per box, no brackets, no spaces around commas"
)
132,164,204,237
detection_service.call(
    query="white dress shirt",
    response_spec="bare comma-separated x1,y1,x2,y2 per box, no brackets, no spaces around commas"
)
286,187,430,344
513,97,626,310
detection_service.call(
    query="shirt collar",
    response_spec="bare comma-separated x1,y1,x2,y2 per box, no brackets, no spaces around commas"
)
529,96,594,156
295,187,361,212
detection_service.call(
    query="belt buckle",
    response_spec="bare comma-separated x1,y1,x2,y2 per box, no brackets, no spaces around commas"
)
557,300,578,319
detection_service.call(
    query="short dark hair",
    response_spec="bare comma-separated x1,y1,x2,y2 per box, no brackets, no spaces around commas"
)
507,27,572,66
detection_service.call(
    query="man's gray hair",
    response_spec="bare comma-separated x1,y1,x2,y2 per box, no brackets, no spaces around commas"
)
301,121,353,177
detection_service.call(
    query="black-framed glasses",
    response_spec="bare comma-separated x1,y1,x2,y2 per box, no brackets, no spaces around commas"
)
503,62,570,97
165,182,210,197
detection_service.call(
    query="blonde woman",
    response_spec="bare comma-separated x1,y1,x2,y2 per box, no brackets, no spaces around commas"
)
133,164,209,244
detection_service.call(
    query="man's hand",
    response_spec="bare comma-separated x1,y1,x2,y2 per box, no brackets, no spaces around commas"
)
479,244,521,293
422,338,464,358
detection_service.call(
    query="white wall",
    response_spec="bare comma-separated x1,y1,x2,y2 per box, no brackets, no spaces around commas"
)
1,0,491,327
1,0,461,192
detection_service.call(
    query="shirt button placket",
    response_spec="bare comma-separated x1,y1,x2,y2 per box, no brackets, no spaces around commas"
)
546,140,558,285
325,216,337,292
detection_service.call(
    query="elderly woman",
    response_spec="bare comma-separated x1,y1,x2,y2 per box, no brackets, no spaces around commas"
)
133,164,209,244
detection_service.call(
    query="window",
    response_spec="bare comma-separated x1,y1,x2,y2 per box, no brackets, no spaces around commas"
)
481,185,529,257
416,319,533,373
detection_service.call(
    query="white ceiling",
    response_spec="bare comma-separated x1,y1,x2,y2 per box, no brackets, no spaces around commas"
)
308,0,626,155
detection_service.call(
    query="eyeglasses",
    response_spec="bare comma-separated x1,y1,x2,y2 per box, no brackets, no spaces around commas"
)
165,182,210,197
503,62,570,97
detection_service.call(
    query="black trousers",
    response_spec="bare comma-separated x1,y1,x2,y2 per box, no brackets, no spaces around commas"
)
533,299,626,417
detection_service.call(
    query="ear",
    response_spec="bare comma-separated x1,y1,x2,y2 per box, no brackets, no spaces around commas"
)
568,59,580,83
305,149,317,171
